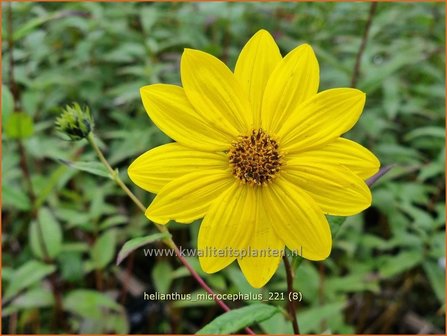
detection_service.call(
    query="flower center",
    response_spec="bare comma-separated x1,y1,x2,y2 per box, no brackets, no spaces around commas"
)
228,129,283,186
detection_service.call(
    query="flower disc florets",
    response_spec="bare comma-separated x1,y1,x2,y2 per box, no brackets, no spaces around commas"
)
228,128,283,186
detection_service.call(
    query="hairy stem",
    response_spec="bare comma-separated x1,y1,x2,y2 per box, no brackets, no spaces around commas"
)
283,255,300,334
87,132,255,335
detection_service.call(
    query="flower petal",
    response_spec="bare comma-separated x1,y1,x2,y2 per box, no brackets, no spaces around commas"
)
287,138,380,180
264,177,332,260
145,170,235,224
262,44,319,133
238,188,284,288
181,49,252,133
140,84,232,151
234,29,282,128
278,88,366,153
128,143,228,193
198,184,256,273
283,160,372,216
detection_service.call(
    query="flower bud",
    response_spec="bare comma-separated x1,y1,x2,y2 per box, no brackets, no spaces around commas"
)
55,103,94,141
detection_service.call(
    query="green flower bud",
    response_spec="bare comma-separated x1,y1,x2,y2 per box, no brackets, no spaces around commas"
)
55,103,94,141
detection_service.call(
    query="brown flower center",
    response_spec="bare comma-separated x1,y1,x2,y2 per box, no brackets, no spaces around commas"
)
228,129,283,186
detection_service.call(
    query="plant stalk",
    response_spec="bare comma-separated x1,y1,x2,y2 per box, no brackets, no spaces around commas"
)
351,2,378,88
283,255,300,334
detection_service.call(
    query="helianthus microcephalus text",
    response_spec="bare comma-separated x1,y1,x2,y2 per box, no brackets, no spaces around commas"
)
128,29,380,288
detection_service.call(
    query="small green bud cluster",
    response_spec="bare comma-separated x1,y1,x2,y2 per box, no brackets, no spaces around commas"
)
55,103,94,141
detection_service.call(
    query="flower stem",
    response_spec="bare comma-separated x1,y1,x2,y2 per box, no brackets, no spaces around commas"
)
87,133,145,213
86,132,255,335
283,255,300,335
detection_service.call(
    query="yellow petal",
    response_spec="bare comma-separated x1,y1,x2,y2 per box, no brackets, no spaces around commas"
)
198,184,256,273
278,88,366,153
128,143,228,193
264,177,332,260
262,44,319,133
287,138,380,180
234,29,282,128
283,160,372,216
140,84,233,151
145,170,235,224
238,188,284,288
181,48,252,133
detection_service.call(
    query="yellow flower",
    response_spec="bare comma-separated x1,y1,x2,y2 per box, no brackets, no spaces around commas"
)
128,29,380,288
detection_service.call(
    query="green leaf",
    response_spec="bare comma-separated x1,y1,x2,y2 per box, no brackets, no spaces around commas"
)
29,207,63,260
61,242,90,253
326,273,380,294
361,46,424,94
2,292,55,318
13,13,58,41
101,312,130,334
4,112,34,139
35,165,68,208
59,160,111,178
91,229,117,269
63,290,122,320
328,215,347,236
299,302,346,333
152,261,173,294
196,304,279,334
294,262,319,303
291,254,304,271
171,266,191,279
12,288,55,309
207,274,227,292
139,7,159,33
58,252,85,282
116,232,170,265
2,185,32,211
259,310,292,334
404,126,446,141
2,267,13,282
4,260,56,301
99,214,128,230
379,250,423,278
382,77,400,119
422,260,445,304
2,85,14,122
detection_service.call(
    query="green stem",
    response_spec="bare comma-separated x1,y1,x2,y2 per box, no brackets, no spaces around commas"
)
86,132,255,335
87,133,171,235
87,133,145,213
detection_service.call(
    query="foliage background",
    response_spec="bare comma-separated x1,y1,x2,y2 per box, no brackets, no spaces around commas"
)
2,1,445,334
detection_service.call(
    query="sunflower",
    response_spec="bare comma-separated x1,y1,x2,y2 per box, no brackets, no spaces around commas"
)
128,29,380,288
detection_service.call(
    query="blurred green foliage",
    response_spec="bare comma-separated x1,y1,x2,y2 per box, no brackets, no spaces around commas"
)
2,2,445,334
